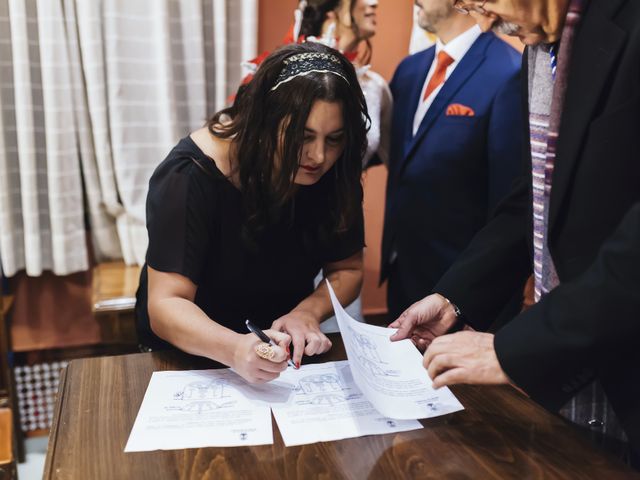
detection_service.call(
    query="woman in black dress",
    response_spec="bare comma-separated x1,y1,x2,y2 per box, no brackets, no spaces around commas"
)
136,42,369,384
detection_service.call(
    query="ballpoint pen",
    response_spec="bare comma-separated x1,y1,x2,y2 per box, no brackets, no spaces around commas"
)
245,319,296,368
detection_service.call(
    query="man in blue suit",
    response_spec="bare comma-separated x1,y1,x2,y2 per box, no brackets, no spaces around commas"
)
381,0,523,319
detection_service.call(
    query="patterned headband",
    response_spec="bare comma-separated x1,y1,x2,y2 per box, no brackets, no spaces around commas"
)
270,52,350,92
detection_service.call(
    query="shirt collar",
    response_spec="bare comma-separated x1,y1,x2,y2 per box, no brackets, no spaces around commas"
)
435,24,482,63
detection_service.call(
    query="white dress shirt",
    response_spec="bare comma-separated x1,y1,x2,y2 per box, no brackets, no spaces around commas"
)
412,25,482,136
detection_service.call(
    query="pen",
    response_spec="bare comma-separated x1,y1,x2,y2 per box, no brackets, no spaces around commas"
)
245,319,296,368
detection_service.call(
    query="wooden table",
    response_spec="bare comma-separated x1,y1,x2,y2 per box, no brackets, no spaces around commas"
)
44,335,638,479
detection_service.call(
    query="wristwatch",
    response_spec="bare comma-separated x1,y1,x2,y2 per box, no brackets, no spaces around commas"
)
444,297,466,333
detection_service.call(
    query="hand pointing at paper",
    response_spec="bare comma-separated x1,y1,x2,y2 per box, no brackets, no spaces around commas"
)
388,294,460,350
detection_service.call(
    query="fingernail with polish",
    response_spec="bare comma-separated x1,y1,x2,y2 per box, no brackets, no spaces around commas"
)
295,362,300,369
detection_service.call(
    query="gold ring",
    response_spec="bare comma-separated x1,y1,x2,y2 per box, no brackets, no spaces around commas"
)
255,343,276,360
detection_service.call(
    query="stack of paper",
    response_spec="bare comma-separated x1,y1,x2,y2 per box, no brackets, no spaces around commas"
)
125,282,464,451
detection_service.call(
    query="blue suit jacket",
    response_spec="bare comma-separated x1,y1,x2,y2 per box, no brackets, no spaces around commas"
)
381,32,523,299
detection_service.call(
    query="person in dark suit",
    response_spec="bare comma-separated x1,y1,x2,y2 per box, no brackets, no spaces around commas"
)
390,0,640,468
381,0,523,319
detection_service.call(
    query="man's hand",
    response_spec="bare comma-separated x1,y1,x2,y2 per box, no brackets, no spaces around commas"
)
423,331,510,389
388,294,459,350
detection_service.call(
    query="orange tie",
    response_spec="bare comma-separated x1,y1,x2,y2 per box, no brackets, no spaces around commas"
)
423,51,454,101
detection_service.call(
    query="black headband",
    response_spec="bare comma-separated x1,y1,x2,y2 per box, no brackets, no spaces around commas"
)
271,52,349,91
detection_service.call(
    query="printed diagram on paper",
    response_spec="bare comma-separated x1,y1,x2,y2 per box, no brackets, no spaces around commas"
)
349,327,400,378
167,379,237,413
124,369,274,452
327,280,465,420
293,365,362,407
126,284,465,452
270,361,422,447
295,371,359,406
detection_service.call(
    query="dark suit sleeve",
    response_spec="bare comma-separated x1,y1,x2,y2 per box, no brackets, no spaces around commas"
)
495,202,640,409
486,70,523,213
433,51,532,331
434,177,532,331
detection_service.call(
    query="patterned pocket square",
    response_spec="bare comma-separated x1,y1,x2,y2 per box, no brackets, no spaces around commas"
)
446,103,475,117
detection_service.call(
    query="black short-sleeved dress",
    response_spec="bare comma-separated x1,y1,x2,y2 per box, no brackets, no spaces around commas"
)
135,136,364,349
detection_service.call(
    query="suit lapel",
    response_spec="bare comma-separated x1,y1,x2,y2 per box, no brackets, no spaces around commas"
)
548,0,626,232
397,34,490,180
401,49,435,157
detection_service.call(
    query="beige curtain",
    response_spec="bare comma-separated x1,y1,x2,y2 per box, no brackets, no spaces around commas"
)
0,0,257,277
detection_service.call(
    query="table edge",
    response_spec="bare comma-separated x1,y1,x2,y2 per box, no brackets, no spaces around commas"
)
43,363,69,479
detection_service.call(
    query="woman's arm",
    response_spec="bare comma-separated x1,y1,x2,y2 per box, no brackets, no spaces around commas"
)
272,250,363,366
147,266,290,383
299,250,363,319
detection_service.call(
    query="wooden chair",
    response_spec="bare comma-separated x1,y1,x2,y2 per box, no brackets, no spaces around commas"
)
1,289,22,472
92,261,140,346
0,407,16,479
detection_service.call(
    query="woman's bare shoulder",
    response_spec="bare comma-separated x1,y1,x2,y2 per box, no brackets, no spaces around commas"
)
189,127,232,177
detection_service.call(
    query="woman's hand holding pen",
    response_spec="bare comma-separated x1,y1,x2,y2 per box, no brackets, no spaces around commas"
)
271,310,332,368
231,329,291,384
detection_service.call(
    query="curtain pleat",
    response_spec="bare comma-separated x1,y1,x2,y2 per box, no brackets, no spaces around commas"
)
0,0,257,276
63,0,123,261
37,0,88,274
0,0,25,277
9,0,57,276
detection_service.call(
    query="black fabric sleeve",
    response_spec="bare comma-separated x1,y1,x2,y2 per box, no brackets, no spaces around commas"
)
494,202,640,411
433,49,533,331
433,175,531,329
146,159,215,285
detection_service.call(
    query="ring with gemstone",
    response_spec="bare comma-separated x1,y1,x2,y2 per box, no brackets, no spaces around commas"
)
255,342,276,360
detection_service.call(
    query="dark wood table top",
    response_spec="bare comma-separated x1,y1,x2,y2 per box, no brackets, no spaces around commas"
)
44,334,638,479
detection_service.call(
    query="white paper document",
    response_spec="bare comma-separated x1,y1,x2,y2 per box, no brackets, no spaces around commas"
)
327,280,464,420
124,369,278,452
126,285,463,451
270,361,422,446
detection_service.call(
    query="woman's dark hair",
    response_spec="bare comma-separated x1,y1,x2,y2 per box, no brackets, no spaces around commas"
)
300,0,340,36
300,0,372,65
208,42,369,249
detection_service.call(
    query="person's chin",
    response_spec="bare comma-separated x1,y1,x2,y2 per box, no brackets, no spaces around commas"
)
492,21,521,37
519,32,548,46
361,25,376,39
419,20,435,34
495,24,550,46
293,175,321,186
